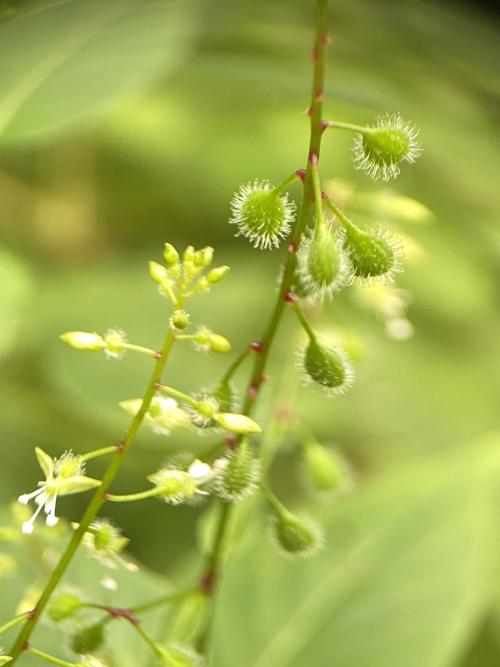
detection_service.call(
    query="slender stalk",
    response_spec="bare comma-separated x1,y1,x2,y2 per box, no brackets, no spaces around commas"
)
324,119,365,132
131,587,197,615
106,488,160,503
156,384,200,410
9,324,179,663
26,647,76,667
274,170,302,194
0,614,28,635
221,346,251,384
81,445,117,462
197,0,330,657
291,302,317,342
324,197,356,232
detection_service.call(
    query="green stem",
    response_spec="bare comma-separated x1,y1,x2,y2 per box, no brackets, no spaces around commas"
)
290,303,317,342
310,155,326,227
8,322,179,663
325,120,366,133
122,342,158,358
259,483,288,516
0,614,28,635
81,446,117,462
324,197,356,233
130,622,163,659
221,346,251,384
274,171,301,194
26,647,76,667
106,488,161,503
132,587,197,615
196,0,330,659
156,384,200,410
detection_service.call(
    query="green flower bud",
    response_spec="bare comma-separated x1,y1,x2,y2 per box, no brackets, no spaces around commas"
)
71,623,105,655
302,338,354,396
170,310,190,330
183,245,195,264
60,331,105,351
164,243,179,265
353,113,421,181
157,643,204,667
207,265,230,284
229,179,296,250
149,260,169,283
213,440,260,501
270,511,323,558
297,221,347,301
213,412,262,435
47,590,83,622
194,246,214,267
78,658,109,667
208,333,231,354
303,441,344,493
342,225,403,285
0,657,13,665
120,397,191,436
195,276,210,293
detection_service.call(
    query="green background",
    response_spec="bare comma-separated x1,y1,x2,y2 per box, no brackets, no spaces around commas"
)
1,0,500,665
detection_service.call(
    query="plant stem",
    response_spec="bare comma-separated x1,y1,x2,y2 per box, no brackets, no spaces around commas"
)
8,324,178,664
81,445,117,462
325,119,365,132
26,647,76,667
106,488,161,503
324,197,356,232
156,384,200,410
131,587,197,615
291,302,317,342
221,346,251,384
0,614,28,635
196,0,330,658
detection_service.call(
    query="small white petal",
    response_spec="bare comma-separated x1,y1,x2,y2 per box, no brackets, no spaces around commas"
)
46,515,59,527
188,460,212,482
22,521,34,535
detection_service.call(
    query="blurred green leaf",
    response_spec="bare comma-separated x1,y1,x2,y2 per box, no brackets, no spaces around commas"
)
213,438,500,667
0,0,202,145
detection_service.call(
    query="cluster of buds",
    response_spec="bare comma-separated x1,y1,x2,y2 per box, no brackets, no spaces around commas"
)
149,242,230,306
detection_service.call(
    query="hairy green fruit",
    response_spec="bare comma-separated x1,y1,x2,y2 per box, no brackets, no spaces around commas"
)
302,339,354,396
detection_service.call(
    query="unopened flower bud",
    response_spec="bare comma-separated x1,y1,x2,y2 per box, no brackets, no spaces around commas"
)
71,623,105,655
302,338,354,396
163,243,179,265
60,331,105,351
213,412,262,435
195,276,210,293
229,179,296,250
47,590,83,622
207,265,230,284
83,519,128,567
353,113,422,181
149,261,169,284
0,657,13,665
270,511,323,558
183,245,195,264
208,333,231,353
342,225,403,285
213,440,260,500
170,310,190,330
194,246,214,267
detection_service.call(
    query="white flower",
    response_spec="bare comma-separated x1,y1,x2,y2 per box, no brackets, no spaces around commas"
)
18,449,101,534
148,459,214,505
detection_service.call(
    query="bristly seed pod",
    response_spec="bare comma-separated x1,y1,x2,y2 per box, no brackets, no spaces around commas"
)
71,622,105,655
157,643,205,667
47,589,83,622
341,224,403,285
352,113,422,181
301,338,354,396
229,179,296,250
297,220,348,301
270,511,323,558
213,440,260,501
